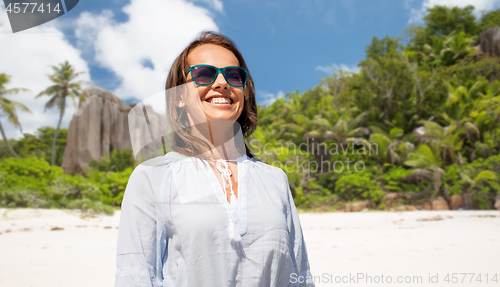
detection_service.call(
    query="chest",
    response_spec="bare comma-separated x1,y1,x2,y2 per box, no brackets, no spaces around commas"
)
167,164,290,240
207,161,238,203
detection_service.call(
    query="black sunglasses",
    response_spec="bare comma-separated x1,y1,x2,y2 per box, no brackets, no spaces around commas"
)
185,65,248,87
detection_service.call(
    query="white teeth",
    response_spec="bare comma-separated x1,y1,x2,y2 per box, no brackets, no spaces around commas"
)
209,97,231,104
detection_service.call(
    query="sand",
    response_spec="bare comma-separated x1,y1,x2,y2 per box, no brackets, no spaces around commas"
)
0,208,499,287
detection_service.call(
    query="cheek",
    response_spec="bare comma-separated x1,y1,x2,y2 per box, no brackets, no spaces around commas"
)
235,88,245,103
196,86,210,100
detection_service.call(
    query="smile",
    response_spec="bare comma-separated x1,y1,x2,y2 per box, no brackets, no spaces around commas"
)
204,97,234,107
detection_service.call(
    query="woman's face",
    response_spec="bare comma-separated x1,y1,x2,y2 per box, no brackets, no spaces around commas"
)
185,44,245,123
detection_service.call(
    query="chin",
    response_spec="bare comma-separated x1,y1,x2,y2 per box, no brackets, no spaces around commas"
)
203,107,242,122
206,115,239,122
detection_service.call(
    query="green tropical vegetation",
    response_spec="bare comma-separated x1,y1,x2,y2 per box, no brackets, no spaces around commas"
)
37,61,87,166
0,145,136,215
0,73,31,158
0,127,67,166
250,5,500,210
1,5,500,213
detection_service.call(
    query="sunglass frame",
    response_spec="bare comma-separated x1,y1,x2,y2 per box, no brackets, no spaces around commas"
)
185,65,248,87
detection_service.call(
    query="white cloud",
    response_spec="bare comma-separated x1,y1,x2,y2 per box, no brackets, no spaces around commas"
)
257,90,285,106
315,63,360,75
191,0,224,12
75,0,220,101
409,0,500,24
0,6,91,140
74,10,114,62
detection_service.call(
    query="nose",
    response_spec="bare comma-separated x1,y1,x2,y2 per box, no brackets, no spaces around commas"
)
212,71,229,89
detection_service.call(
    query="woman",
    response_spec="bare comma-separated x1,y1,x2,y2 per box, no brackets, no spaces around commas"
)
115,31,314,287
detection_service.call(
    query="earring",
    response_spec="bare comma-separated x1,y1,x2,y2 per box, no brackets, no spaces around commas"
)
176,108,186,122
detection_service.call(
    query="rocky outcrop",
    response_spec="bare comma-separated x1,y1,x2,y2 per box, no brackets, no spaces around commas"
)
343,200,370,212
449,194,465,210
383,192,400,200
430,197,449,210
420,197,450,210
61,87,165,174
478,27,500,57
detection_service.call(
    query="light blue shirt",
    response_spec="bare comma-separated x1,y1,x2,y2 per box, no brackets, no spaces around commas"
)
115,151,314,286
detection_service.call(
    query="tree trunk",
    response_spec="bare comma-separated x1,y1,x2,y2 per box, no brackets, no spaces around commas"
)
51,99,65,166
441,185,450,205
0,119,18,158
463,191,473,209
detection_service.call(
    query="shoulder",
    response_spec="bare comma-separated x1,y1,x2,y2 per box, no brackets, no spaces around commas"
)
124,153,189,201
131,156,171,178
248,157,287,176
128,153,187,188
246,156,289,187
133,151,188,174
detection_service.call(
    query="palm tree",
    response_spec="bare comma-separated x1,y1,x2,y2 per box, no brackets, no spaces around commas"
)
423,35,446,67
474,81,500,139
37,61,86,166
419,121,464,165
248,125,283,160
423,31,478,67
443,31,478,66
460,169,497,208
445,78,487,122
0,73,31,158
279,91,304,122
369,127,414,165
404,142,445,198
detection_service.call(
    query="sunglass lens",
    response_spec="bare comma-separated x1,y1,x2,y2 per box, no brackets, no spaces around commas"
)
192,66,216,85
225,67,246,86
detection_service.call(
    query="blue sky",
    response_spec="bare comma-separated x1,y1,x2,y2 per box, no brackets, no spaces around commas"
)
64,0,414,104
1,0,500,138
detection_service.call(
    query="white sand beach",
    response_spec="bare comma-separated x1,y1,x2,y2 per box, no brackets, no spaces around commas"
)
1,208,499,287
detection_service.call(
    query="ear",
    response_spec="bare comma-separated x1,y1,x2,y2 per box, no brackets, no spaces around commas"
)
176,100,185,108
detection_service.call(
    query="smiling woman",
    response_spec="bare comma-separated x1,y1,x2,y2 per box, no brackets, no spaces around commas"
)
114,31,314,287
185,44,246,122
165,31,258,161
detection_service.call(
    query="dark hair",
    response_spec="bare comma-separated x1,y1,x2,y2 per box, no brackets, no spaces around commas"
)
165,31,257,158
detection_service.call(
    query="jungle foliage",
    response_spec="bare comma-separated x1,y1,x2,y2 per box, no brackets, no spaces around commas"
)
0,150,136,214
249,5,500,210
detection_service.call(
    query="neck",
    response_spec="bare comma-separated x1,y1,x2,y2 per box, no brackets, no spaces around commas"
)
188,116,244,161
